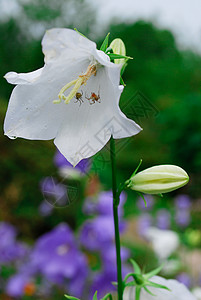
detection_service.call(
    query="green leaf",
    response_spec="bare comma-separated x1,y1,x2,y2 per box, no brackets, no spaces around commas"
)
100,33,110,52
93,291,98,300
64,295,80,300
144,264,164,280
107,53,133,61
74,28,87,38
130,259,142,275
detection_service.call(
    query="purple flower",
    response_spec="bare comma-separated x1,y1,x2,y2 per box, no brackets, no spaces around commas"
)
137,195,154,211
83,190,126,217
176,272,192,288
138,214,152,237
156,209,171,230
90,264,130,298
38,200,53,216
0,222,28,264
174,195,191,210
175,210,191,228
80,216,126,251
6,272,34,297
30,223,88,292
101,244,130,266
40,177,68,207
54,150,91,175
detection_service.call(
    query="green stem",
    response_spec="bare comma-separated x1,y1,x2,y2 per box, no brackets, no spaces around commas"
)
110,136,123,300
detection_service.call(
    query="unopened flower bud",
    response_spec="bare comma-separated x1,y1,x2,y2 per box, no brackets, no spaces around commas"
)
126,165,189,195
110,38,126,64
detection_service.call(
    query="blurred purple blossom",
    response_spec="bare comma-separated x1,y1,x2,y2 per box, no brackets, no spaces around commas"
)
175,210,191,228
80,216,126,251
138,214,152,237
83,190,126,217
30,223,88,294
156,209,171,230
176,272,192,288
38,200,53,216
40,177,68,207
137,195,154,211
174,195,191,210
0,222,28,265
54,149,91,175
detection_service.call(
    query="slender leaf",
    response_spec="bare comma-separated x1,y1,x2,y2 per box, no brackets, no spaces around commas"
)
74,28,87,38
100,33,110,52
64,295,80,300
93,291,98,300
107,53,133,60
101,293,113,300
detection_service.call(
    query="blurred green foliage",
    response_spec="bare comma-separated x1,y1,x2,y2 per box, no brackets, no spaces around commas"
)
0,0,201,235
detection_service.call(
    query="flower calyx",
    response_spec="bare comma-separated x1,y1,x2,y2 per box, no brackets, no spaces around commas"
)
123,259,170,300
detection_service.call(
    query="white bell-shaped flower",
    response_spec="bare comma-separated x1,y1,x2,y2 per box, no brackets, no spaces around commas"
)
4,28,141,165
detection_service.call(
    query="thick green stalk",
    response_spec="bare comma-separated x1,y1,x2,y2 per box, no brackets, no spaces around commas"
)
110,136,123,300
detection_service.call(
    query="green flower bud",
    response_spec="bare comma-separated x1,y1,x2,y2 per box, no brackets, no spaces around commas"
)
109,38,126,64
126,165,189,195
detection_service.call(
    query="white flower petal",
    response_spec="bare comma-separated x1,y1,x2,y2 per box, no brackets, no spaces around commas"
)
4,68,44,85
124,276,196,300
42,28,96,63
4,56,90,140
54,65,141,165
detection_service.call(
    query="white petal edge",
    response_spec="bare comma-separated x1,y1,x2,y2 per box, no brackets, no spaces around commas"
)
4,68,44,85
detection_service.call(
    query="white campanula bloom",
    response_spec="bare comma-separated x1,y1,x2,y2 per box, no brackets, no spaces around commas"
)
144,227,179,260
4,28,141,165
123,276,196,300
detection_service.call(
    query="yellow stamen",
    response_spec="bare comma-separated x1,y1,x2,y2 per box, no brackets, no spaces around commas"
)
53,63,98,104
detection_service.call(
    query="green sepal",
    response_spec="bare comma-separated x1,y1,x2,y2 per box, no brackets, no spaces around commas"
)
105,47,113,54
74,28,87,38
130,159,143,178
146,281,171,291
64,295,80,300
130,259,141,275
101,293,113,300
120,60,129,76
107,53,133,61
144,286,156,296
137,192,147,208
144,264,164,280
120,75,126,86
93,291,98,300
100,33,110,52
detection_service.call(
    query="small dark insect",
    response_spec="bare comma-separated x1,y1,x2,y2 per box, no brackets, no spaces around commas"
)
74,90,84,106
85,89,101,105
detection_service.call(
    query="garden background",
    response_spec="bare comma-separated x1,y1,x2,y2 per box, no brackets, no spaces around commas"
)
1,0,201,299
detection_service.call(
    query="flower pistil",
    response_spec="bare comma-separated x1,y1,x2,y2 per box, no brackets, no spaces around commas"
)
53,63,98,104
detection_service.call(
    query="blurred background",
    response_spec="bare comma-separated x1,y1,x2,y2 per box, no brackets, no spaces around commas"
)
1,0,201,299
